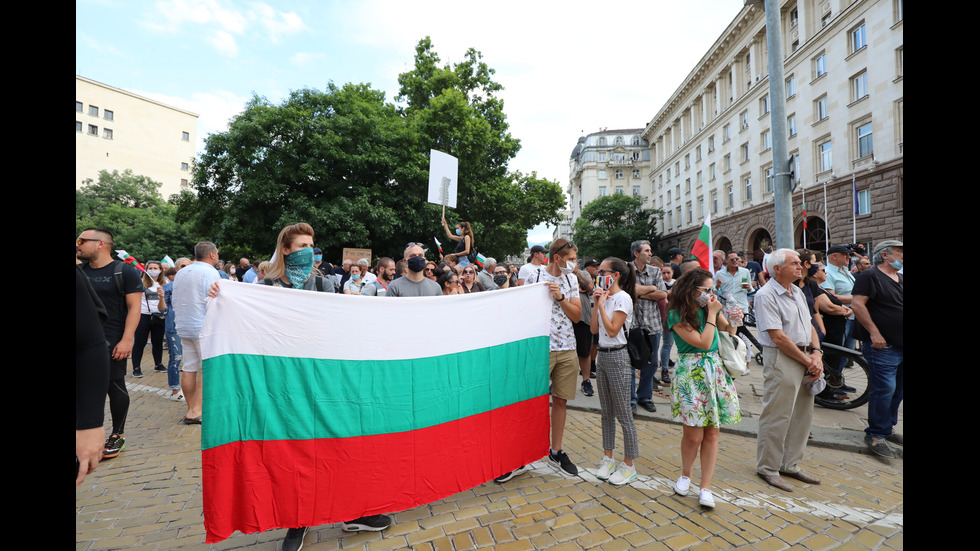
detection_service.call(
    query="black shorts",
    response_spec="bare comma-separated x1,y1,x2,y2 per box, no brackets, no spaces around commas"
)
573,321,593,358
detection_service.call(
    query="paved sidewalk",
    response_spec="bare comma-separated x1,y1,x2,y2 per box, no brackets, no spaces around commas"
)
76,345,903,550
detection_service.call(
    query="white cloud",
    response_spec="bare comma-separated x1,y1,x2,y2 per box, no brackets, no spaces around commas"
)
77,33,128,58
289,51,324,67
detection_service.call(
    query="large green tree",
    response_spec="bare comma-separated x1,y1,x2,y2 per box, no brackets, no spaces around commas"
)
76,169,197,263
571,194,663,261
186,38,564,262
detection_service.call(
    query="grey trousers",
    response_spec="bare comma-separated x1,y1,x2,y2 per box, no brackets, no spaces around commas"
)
756,346,814,476
596,348,640,459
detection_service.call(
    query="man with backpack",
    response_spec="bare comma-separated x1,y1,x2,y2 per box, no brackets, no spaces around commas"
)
77,228,143,459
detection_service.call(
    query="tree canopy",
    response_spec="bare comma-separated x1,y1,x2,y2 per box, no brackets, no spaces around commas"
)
571,194,663,261
76,169,197,264
184,37,565,262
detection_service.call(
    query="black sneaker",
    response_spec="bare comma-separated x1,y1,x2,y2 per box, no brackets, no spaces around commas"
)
154,364,167,372
865,434,895,458
638,400,657,413
343,514,392,532
133,367,144,378
282,526,309,551
103,433,125,459
581,380,594,397
494,464,530,483
660,371,672,385
548,450,578,476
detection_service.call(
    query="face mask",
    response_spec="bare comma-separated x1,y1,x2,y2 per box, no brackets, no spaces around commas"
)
596,275,613,290
229,267,236,275
455,228,462,236
696,292,712,307
559,259,576,275
407,256,427,273
146,269,161,278
352,273,361,281
284,246,315,286
314,254,322,262
885,253,903,270
493,274,508,286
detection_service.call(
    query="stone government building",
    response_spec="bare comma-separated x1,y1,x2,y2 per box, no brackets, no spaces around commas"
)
564,0,902,261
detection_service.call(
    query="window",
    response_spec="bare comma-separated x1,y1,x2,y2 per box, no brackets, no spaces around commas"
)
709,163,716,181
599,186,607,196
598,170,607,179
614,136,624,146
667,190,672,203
850,23,867,53
740,143,749,162
597,137,607,146
631,135,641,146
103,128,113,140
615,185,624,194
852,71,869,101
788,114,797,137
181,179,189,188
740,110,749,130
104,110,114,121
631,151,641,161
896,47,903,78
76,101,83,112
765,167,774,193
818,140,833,172
895,0,903,22
88,105,99,116
708,135,715,152
744,176,752,201
723,124,731,142
632,169,641,179
665,170,671,183
723,154,731,172
685,154,691,169
699,198,705,218
674,162,680,176
181,162,189,171
762,130,771,150
786,76,796,98
727,185,734,208
857,122,874,159
791,153,800,183
814,53,827,79
857,189,871,215
685,178,691,194
598,152,607,162
712,191,718,213
696,145,702,161
76,121,83,132
615,169,624,179
697,171,703,186
613,152,626,162
760,95,769,115
822,12,832,27
633,186,641,197
182,131,190,141
88,124,98,136
816,95,829,121
790,7,798,27
687,202,693,224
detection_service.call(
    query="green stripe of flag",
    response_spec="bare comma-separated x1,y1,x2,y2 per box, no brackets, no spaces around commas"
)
202,336,550,450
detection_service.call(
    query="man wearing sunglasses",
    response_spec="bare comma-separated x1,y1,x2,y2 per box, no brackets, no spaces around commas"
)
77,228,144,460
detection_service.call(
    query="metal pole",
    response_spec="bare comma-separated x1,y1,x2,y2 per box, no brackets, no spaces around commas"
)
756,0,794,250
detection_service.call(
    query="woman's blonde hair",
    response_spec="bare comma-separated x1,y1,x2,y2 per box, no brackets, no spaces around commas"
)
264,223,321,283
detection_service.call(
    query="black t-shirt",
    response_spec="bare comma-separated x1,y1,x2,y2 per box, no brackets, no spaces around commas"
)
851,266,903,346
81,261,144,341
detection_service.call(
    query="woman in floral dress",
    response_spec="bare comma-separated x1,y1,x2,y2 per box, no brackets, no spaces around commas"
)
666,268,741,508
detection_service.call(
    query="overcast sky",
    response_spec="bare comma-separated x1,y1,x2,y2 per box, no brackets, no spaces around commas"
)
77,0,744,245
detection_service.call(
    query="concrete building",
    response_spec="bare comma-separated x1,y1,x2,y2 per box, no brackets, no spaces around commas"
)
76,75,199,199
643,0,902,261
565,129,653,240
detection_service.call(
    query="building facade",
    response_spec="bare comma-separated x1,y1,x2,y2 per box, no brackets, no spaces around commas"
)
564,129,653,241
643,0,902,261
76,75,199,199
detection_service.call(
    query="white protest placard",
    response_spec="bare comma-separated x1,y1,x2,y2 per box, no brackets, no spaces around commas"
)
427,150,458,209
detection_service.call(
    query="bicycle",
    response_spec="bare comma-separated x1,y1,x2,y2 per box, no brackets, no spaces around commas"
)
813,341,870,410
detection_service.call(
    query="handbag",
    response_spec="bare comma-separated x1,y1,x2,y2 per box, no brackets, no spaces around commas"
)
626,327,651,369
716,328,747,377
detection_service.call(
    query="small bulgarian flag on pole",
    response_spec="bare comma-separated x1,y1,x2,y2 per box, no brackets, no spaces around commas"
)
434,237,443,254
115,250,145,272
690,214,713,273
474,252,486,269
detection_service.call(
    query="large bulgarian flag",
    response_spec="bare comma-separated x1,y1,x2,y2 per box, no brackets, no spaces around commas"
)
198,282,552,543
691,214,713,273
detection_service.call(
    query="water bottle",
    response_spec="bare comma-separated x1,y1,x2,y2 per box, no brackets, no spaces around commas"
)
724,293,743,327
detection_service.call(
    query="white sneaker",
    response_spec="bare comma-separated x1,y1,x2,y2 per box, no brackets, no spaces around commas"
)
608,463,637,486
673,475,691,496
170,392,184,402
596,457,616,481
698,488,715,508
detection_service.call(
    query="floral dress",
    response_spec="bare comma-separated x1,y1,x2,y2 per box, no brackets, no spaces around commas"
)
667,310,741,428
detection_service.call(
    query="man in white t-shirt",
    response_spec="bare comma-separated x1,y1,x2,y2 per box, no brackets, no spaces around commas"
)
518,245,548,285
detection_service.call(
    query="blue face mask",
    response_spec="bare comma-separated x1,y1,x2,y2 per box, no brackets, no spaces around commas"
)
284,247,314,286
456,228,463,236
889,259,903,270
314,254,322,262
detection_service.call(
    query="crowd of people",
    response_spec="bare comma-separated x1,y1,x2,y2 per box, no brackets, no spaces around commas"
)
77,221,901,549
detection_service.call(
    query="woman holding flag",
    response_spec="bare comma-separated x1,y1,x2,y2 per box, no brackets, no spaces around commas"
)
131,260,168,377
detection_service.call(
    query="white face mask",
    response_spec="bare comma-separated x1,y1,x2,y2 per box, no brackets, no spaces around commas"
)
147,269,161,278
559,259,576,275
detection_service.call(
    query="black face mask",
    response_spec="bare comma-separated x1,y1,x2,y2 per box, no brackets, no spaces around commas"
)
407,256,426,273
493,274,508,286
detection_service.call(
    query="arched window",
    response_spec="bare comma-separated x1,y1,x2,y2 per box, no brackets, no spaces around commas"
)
631,135,641,146
614,136,624,146
597,137,607,146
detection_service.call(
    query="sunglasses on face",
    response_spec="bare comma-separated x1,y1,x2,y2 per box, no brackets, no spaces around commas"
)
76,237,101,246
463,270,474,274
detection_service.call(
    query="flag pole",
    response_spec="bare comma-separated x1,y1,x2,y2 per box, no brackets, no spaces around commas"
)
822,179,829,258
802,187,807,249
851,174,857,245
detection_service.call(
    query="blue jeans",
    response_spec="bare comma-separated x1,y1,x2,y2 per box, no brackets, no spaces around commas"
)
838,318,855,371
659,329,674,373
631,331,661,404
863,343,903,439
166,331,183,390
